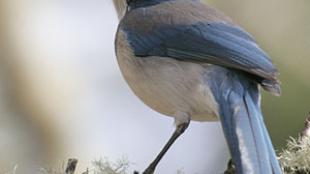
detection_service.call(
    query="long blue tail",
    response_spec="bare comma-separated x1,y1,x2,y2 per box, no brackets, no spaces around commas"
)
208,69,282,174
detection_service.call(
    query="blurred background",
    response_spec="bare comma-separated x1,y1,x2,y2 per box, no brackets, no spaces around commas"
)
0,0,309,173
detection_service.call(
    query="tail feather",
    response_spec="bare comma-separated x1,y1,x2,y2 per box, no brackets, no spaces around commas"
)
211,71,282,174
258,109,283,174
249,83,282,173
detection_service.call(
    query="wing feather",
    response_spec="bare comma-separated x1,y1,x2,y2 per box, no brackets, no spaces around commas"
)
119,2,280,94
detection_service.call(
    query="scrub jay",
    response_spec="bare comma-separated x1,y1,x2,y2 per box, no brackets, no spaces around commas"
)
113,0,282,173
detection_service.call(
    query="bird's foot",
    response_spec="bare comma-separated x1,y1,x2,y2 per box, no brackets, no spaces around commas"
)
142,166,155,174
224,159,236,174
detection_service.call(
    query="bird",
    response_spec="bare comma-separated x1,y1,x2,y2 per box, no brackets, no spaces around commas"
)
113,0,282,173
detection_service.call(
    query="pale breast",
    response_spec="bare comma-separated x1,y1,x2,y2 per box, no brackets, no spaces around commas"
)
115,30,219,121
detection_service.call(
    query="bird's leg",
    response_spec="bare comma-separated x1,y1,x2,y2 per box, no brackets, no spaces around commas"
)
143,116,190,174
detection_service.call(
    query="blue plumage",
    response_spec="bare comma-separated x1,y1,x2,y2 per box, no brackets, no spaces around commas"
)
124,22,274,73
206,69,282,173
121,8,280,95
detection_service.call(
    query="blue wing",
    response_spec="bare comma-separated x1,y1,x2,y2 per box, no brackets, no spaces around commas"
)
120,14,280,94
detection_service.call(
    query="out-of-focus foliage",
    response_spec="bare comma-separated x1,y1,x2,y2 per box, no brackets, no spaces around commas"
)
39,158,187,174
38,158,131,174
91,157,130,174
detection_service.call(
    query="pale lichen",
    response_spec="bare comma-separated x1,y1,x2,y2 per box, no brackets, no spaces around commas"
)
279,136,310,174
